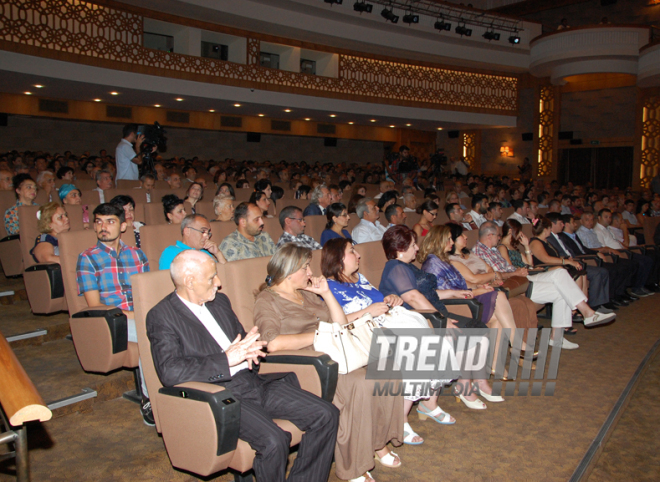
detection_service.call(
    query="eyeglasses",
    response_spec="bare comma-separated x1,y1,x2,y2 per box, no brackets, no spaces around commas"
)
288,217,304,222
187,226,212,237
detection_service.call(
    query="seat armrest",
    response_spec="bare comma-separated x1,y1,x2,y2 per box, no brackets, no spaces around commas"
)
627,246,646,255
0,234,19,243
159,382,240,457
72,307,128,354
261,351,338,402
574,255,602,267
443,298,483,323
25,263,64,298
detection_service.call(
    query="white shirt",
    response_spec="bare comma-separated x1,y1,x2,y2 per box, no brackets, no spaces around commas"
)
507,212,531,224
352,219,387,244
93,187,105,203
403,207,416,212
608,225,637,246
560,206,572,215
177,294,248,376
594,223,624,250
468,210,487,228
115,138,139,181
622,211,639,226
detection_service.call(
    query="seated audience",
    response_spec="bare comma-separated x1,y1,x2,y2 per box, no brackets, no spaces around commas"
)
36,170,56,202
507,200,531,224
320,202,353,246
137,174,156,202
216,182,235,199
58,183,89,227
376,191,398,212
254,244,403,482
474,222,615,350
275,205,321,250
467,194,489,228
412,200,438,238
93,169,114,203
162,194,187,224
56,166,75,182
237,179,250,189
76,203,151,424
402,193,417,212
0,169,12,190
486,201,503,227
219,202,276,262
384,204,407,227
351,197,387,243
213,195,235,222
609,211,636,247
167,172,182,190
159,214,226,270
254,179,273,200
109,195,144,248
31,202,70,263
295,184,311,200
347,193,364,214
184,182,203,214
4,173,37,235
249,190,272,217
445,202,476,231
303,184,331,216
328,183,343,203
147,249,339,482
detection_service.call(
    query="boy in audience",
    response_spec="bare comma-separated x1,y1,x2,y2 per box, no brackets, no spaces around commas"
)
76,203,152,425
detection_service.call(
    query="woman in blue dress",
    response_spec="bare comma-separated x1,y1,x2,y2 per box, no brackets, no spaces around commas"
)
322,238,455,446
320,203,354,246
379,225,504,410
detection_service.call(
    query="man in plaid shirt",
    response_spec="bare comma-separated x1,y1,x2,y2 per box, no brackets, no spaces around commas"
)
76,203,153,425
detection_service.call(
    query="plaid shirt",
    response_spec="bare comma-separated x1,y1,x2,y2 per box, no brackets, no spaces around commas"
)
275,231,321,250
472,241,516,273
76,240,149,311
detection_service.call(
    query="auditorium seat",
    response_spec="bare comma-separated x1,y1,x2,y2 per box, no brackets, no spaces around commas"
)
74,179,97,191
116,180,141,189
0,191,24,277
144,202,165,225
34,190,60,204
18,205,67,314
521,224,534,239
303,215,326,243
263,216,283,241
81,190,103,205
130,267,337,478
279,199,308,211
209,221,238,244
63,204,86,231
405,212,422,229
58,230,139,373
139,224,183,269
234,189,252,202
465,229,479,248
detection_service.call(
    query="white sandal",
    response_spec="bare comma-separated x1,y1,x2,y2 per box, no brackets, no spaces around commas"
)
402,422,424,445
374,450,401,468
349,471,375,482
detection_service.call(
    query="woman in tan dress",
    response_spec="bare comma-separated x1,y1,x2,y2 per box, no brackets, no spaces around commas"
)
254,244,404,482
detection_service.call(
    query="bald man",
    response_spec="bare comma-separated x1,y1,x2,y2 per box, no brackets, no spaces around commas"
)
146,250,338,482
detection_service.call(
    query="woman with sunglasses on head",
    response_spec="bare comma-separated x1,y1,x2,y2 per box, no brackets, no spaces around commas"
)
412,200,438,238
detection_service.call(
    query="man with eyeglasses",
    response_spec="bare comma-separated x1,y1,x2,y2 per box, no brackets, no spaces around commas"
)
275,205,321,250
159,214,227,270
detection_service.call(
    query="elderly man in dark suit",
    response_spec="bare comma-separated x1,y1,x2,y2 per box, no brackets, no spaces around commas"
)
146,250,339,482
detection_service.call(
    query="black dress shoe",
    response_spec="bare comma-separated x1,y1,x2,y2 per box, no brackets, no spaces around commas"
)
602,302,619,311
620,294,636,303
612,298,629,307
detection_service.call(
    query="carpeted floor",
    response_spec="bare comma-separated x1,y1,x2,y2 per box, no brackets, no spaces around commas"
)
1,282,659,481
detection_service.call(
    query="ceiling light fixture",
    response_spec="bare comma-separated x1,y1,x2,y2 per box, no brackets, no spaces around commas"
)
406,123,412,127
370,119,377,122
437,127,444,130
381,7,399,23
175,98,184,101
455,23,472,37
284,109,292,112
483,29,500,41
353,1,373,13
389,125,396,128
154,104,161,107
508,32,521,44
348,122,354,124
434,18,451,31
94,98,102,102
329,114,336,118
110,91,119,95
258,114,265,117
34,84,44,88
209,109,215,112
324,0,343,5
24,92,32,95
234,103,241,107
402,13,419,24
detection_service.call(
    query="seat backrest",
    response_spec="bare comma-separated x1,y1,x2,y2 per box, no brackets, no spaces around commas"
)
209,221,239,245
234,189,252,202
151,188,187,205
74,179,98,191
81,189,103,205
465,229,479,249
502,207,515,219
64,204,85,231
355,241,387,287
220,256,271,330
139,224,183,269
404,212,421,229
133,202,146,224
303,215,326,243
144,202,166,225
192,201,215,220
280,199,308,211
116,180,141,189
59,230,102,314
18,205,41,270
521,224,534,239
131,269,176,431
263,217,283,242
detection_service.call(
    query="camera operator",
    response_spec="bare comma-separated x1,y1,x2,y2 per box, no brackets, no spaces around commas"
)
115,124,147,183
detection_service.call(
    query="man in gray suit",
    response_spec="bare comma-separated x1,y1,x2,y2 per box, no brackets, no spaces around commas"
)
147,250,338,482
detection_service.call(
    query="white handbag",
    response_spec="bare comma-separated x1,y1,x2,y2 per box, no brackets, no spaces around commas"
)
313,313,377,374
380,306,433,329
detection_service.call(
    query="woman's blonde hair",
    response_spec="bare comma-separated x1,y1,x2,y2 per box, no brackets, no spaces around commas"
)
259,243,312,292
417,225,452,263
37,202,62,234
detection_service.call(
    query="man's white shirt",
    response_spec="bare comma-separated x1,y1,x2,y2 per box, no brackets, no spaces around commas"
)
352,219,387,243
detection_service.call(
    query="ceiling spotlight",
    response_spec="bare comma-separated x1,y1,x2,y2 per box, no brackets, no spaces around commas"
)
34,84,44,88
110,91,119,95
370,119,377,122
209,109,215,112
353,1,373,13
284,109,292,112
175,98,184,101
154,104,161,107
437,127,443,130
434,19,451,31
455,24,472,37
233,103,241,107
483,29,500,41
258,114,265,117
329,114,336,118
381,7,399,23
24,92,32,95
94,98,102,102
305,118,311,121
389,125,396,128
324,0,343,5
508,32,521,44
406,123,412,127
402,13,419,24
348,122,354,124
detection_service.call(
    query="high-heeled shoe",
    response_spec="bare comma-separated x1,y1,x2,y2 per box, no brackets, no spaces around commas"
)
473,383,505,402
520,350,539,360
455,394,486,410
491,368,511,381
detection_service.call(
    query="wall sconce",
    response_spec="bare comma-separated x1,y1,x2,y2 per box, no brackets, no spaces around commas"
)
500,146,514,157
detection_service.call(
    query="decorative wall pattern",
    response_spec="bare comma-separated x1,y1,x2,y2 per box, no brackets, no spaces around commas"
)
0,0,518,114
640,96,660,188
537,86,555,177
463,132,477,171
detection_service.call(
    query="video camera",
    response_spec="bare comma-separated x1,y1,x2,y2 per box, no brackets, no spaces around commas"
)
137,121,167,174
